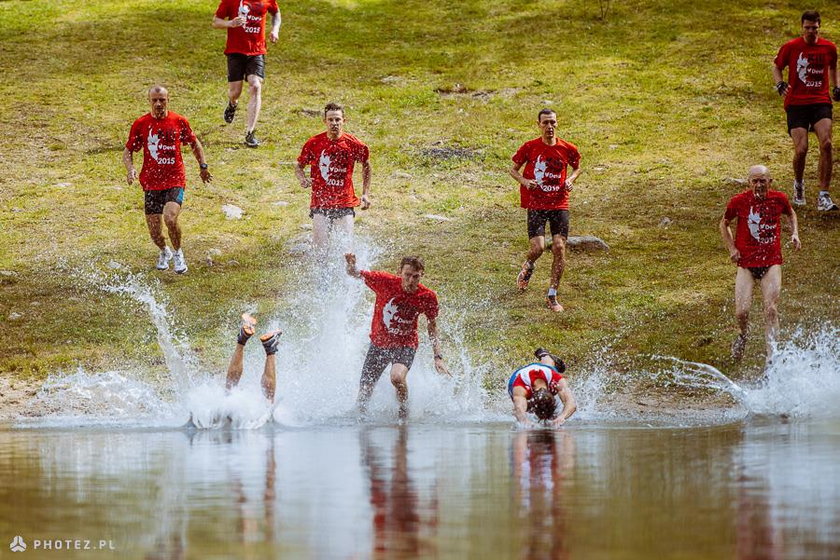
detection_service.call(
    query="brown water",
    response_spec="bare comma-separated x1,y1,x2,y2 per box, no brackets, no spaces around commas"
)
1,419,839,559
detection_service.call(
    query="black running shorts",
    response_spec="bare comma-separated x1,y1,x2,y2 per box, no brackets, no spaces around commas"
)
144,188,184,215
359,344,417,390
747,266,770,281
227,53,265,82
310,207,355,220
527,209,569,239
786,103,832,134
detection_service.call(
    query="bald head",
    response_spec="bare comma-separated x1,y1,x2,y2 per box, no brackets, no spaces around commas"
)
747,165,772,198
148,85,168,98
748,165,770,179
148,86,169,119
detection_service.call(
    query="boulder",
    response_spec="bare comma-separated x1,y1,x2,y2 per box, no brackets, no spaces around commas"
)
566,235,609,251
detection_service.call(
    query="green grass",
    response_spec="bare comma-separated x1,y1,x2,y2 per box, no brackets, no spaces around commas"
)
1,0,838,387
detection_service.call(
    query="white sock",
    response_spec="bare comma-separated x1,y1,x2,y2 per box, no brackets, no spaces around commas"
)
819,190,829,196
794,180,803,187
547,288,557,297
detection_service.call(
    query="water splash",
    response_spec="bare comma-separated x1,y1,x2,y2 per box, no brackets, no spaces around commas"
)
267,236,494,425
661,326,840,418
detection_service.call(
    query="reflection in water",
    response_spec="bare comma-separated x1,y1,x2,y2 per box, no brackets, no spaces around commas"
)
511,430,574,560
361,426,439,559
2,421,840,558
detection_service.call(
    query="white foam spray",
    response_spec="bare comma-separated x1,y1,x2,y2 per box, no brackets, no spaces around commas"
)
661,325,840,418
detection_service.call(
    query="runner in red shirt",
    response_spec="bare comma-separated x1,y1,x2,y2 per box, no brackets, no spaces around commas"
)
507,348,576,427
720,166,801,362
772,10,840,211
122,86,212,274
212,0,281,148
345,253,450,419
295,103,372,255
509,109,582,312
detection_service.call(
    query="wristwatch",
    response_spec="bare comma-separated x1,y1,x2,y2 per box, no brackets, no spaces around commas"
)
199,163,208,170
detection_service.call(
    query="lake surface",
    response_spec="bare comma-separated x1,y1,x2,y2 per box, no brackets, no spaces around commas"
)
2,418,839,559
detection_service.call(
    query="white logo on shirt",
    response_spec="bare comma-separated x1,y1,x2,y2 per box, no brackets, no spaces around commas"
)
534,156,547,185
148,130,160,161
383,298,399,333
747,206,774,244
318,150,331,181
797,52,810,83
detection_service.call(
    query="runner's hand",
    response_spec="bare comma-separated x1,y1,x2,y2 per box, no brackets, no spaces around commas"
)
126,168,137,185
565,178,575,191
833,86,840,102
434,357,451,376
729,248,740,263
270,30,279,43
361,194,371,209
525,179,539,190
791,233,802,250
200,168,213,184
230,16,246,27
552,417,567,427
775,81,789,96
300,177,312,189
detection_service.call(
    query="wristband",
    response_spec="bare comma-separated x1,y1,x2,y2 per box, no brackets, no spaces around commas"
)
199,163,208,170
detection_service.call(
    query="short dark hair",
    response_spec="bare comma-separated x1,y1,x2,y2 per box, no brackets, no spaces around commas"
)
399,256,425,272
531,388,557,421
324,102,344,117
537,108,556,122
802,10,820,24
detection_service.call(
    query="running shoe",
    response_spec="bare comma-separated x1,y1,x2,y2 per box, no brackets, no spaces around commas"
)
237,313,257,345
516,262,534,290
817,192,839,212
245,130,261,148
792,181,805,206
172,249,188,274
156,246,173,270
223,102,237,124
260,330,282,355
731,333,747,361
545,295,564,313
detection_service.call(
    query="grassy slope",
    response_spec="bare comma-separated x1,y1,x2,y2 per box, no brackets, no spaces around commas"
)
0,0,838,388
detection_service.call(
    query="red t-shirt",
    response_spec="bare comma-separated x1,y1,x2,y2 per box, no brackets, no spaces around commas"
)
724,190,793,268
125,112,196,191
215,0,279,56
509,363,564,399
774,37,838,108
512,138,581,210
360,270,439,349
297,132,369,208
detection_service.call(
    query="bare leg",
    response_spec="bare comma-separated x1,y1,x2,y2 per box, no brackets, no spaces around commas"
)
526,235,546,264
732,267,754,360
549,234,567,290
261,354,276,402
760,265,782,359
790,127,809,185
162,201,182,250
311,213,330,256
245,74,263,134
813,118,833,191
228,80,243,106
389,363,411,419
334,214,355,253
145,214,166,249
226,343,246,390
